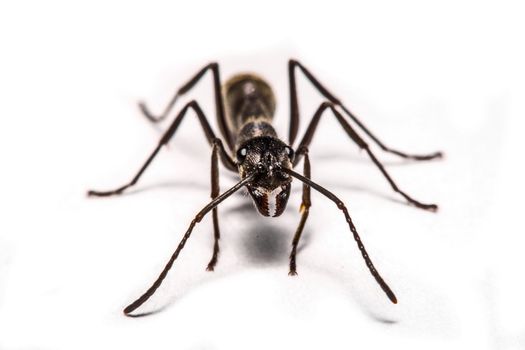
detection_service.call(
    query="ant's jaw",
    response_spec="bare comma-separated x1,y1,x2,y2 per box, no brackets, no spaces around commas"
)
247,183,291,217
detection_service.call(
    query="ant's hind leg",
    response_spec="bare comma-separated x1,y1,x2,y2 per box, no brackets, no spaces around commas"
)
88,101,235,197
139,62,234,150
139,63,216,123
288,59,442,160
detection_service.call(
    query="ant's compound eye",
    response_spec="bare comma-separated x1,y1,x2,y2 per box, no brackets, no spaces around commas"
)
285,146,294,159
237,147,247,161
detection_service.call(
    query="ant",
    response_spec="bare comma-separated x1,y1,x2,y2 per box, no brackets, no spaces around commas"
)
88,59,442,316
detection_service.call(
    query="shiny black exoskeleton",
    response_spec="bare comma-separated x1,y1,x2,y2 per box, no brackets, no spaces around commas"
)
88,60,443,315
224,74,294,217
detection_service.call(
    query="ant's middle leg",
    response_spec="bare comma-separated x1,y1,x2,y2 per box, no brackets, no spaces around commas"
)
293,102,438,211
88,100,236,197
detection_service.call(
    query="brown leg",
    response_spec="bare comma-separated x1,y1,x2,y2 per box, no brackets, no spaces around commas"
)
139,63,234,150
288,59,442,160
294,102,437,211
88,101,236,197
289,146,311,276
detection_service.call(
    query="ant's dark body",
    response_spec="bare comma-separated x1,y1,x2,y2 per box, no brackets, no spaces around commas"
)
88,59,441,315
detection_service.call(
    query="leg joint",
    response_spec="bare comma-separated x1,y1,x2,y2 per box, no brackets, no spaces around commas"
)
211,138,223,147
322,101,337,109
187,99,199,109
296,145,309,155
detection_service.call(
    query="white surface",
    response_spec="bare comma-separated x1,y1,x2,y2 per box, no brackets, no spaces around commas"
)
1,1,524,349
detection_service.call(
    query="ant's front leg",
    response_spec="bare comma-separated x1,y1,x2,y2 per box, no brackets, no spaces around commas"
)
289,146,312,276
206,140,222,272
123,173,255,316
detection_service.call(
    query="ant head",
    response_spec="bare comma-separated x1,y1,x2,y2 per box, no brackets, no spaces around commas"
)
236,137,294,217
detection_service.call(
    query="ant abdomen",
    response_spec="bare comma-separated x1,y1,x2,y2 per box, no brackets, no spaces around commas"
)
223,73,276,132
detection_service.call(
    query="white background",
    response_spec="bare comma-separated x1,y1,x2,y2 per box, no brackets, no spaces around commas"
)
1,1,524,349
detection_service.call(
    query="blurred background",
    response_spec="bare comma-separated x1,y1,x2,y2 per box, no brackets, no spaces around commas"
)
0,1,524,349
